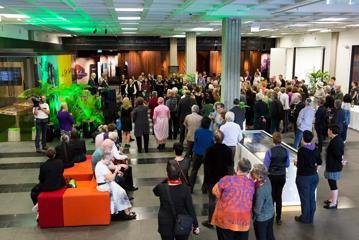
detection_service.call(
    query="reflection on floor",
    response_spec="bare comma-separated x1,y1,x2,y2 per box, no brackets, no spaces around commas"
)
0,130,358,240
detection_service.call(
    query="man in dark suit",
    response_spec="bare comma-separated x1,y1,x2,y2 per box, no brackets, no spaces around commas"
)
230,98,246,130
178,90,195,144
30,148,66,207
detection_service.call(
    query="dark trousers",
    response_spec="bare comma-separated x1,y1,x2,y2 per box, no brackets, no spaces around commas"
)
30,184,41,205
270,119,280,134
296,174,319,223
35,118,48,149
228,146,236,175
268,174,286,220
216,226,249,240
179,123,186,144
189,154,204,192
254,217,275,240
168,112,178,139
207,184,216,222
185,141,194,158
341,123,348,142
160,233,189,240
282,110,289,133
315,127,325,152
116,166,135,190
136,134,149,153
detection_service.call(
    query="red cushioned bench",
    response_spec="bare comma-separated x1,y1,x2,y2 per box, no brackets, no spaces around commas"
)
38,187,66,228
63,155,93,181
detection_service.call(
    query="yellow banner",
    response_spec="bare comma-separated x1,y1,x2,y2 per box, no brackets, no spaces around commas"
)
58,55,73,86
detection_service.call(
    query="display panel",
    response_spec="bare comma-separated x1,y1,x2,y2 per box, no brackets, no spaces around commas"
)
0,67,22,85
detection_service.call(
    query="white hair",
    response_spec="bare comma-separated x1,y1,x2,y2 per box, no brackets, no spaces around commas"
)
109,131,118,141
256,92,264,101
225,111,235,122
191,105,199,113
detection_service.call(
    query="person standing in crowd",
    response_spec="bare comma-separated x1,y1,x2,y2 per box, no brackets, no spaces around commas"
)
57,103,73,138
334,85,344,101
350,81,358,105
279,87,290,133
269,92,283,134
342,94,352,143
55,135,74,168
230,98,246,130
178,90,195,144
263,132,290,225
202,130,233,229
254,92,269,131
211,159,255,240
121,97,133,149
68,129,86,163
31,148,66,212
210,102,225,131
251,164,276,240
184,105,203,158
194,86,204,110
166,89,179,140
33,95,50,153
125,78,137,105
155,75,165,97
292,95,305,133
314,81,325,107
132,97,150,153
153,161,200,240
324,125,345,209
314,98,327,152
190,117,214,193
95,151,136,220
293,98,315,149
220,111,243,171
153,97,170,151
294,131,321,224
88,72,98,95
149,91,159,132
245,87,256,127
331,99,345,140
172,143,191,184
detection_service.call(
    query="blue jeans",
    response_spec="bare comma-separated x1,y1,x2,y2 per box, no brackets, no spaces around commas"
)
35,118,48,149
296,174,319,223
293,129,303,149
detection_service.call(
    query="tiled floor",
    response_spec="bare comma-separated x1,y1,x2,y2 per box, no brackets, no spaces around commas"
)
0,129,358,239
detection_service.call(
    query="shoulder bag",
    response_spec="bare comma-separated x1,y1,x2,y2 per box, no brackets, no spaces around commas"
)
175,159,190,186
164,185,193,236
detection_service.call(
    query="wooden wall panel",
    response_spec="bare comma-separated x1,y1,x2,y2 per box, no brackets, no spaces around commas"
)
209,51,221,76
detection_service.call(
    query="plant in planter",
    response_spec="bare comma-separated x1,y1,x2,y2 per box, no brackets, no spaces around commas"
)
19,83,104,131
308,70,330,94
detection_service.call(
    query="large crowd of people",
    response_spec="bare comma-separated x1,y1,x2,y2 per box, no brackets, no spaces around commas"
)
30,70,352,240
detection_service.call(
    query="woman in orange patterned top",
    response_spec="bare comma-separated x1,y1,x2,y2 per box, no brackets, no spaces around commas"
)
211,158,255,240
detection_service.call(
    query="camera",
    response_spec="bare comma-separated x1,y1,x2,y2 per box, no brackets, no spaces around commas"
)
31,96,40,108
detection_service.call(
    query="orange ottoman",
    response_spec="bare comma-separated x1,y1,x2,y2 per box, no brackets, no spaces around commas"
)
38,187,66,228
63,179,111,226
64,158,93,181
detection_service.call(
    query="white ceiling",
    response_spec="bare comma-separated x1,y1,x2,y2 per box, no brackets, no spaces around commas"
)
0,0,359,37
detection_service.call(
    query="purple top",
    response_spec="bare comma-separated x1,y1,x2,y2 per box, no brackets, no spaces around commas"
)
263,144,291,169
57,110,73,131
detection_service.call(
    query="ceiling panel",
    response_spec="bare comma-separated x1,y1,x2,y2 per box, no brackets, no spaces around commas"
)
0,0,357,36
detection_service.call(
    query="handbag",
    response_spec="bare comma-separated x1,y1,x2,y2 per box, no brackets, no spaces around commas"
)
164,185,193,236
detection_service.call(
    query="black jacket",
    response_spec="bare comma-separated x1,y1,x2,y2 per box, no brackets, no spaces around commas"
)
38,158,66,191
69,139,87,163
204,143,233,186
326,135,344,172
315,105,327,130
178,96,195,123
254,100,269,130
153,183,198,236
230,106,246,129
55,143,74,168
270,100,283,120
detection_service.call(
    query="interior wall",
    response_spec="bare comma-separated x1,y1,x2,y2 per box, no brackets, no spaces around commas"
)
269,48,287,78
295,47,324,82
336,28,359,93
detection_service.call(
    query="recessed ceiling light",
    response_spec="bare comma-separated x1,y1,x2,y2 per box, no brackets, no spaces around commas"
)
318,17,347,21
307,28,321,32
270,36,279,38
17,18,22,21
0,14,30,19
280,33,289,35
347,24,359,27
172,35,185,38
121,22,139,25
209,22,222,26
65,27,82,31
320,29,331,32
312,21,342,24
121,27,137,31
191,27,214,31
122,32,137,34
118,16,141,20
0,5,4,9
244,21,253,24
288,23,310,27
115,8,143,12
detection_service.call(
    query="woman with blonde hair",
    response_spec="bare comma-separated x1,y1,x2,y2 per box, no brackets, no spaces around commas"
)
153,97,170,151
121,97,133,149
